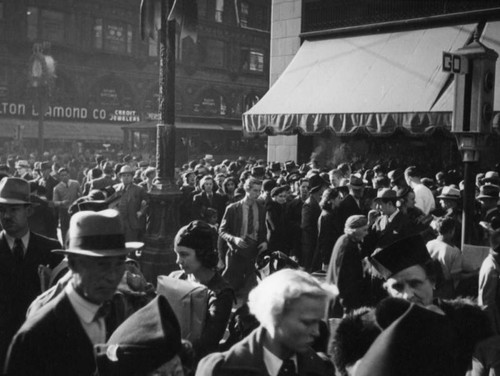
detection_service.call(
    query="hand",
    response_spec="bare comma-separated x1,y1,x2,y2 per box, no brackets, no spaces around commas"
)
257,242,268,252
217,258,225,271
234,237,249,249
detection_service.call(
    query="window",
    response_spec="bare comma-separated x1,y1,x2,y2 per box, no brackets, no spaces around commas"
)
93,19,133,55
241,48,264,72
240,2,269,30
203,39,225,68
27,8,66,43
240,2,249,27
215,0,224,23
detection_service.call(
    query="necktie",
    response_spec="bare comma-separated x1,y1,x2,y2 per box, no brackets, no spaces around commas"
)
94,301,112,340
12,238,24,264
247,204,254,236
278,359,297,376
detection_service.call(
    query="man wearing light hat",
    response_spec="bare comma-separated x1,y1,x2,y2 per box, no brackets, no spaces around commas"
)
5,209,143,375
0,177,62,368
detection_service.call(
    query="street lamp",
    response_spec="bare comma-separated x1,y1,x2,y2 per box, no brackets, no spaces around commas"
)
29,42,56,156
443,31,498,246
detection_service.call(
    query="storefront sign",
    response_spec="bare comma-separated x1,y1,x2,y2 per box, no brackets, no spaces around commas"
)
0,101,139,123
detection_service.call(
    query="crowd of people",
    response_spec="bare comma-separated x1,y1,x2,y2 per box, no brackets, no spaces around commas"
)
1,151,500,375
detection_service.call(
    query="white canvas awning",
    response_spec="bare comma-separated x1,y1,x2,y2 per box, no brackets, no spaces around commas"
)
243,21,500,136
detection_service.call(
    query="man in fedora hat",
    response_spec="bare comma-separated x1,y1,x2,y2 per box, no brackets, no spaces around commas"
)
336,175,366,235
477,184,500,223
53,167,82,244
0,177,63,368
5,209,143,375
301,173,328,271
113,165,148,242
365,188,413,250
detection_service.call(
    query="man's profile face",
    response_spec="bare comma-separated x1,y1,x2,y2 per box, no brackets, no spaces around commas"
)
0,204,31,237
274,295,326,354
299,181,309,200
71,255,126,304
384,264,434,307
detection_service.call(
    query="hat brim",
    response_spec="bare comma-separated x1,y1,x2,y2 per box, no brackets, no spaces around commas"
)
349,185,365,190
477,195,498,200
0,198,32,205
436,195,460,200
53,242,143,257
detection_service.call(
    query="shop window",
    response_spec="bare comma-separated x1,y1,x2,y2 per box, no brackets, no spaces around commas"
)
27,8,66,43
215,0,224,22
93,18,133,55
202,39,225,68
240,48,264,72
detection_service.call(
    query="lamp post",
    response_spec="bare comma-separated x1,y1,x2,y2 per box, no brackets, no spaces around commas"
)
443,31,498,246
29,42,55,157
139,0,182,284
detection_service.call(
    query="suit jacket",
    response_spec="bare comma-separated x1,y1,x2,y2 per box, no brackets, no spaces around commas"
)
5,292,97,376
366,210,413,249
219,199,267,253
337,194,364,230
196,326,334,376
192,191,227,223
90,175,117,191
0,231,62,369
113,183,148,230
301,195,321,270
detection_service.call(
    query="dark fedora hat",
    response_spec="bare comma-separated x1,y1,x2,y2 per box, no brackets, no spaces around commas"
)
95,295,182,376
374,188,398,202
348,175,365,190
53,209,143,257
309,173,329,194
387,168,404,183
369,234,431,280
251,166,265,177
477,184,500,200
269,161,281,172
0,177,32,205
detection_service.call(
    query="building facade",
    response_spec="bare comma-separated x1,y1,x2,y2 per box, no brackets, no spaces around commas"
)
257,0,500,171
0,0,269,163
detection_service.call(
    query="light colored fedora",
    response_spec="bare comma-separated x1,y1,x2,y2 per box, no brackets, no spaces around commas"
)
0,177,32,205
53,209,143,257
118,165,135,176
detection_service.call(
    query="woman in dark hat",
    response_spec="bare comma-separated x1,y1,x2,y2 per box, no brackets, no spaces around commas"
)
369,234,492,375
171,220,234,361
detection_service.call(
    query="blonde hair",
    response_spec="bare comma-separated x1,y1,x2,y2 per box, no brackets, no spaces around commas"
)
248,269,337,334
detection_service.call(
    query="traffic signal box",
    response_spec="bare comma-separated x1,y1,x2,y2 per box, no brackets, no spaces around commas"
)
443,33,498,134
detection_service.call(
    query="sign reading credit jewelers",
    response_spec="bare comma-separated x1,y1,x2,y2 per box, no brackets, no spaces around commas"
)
0,101,140,123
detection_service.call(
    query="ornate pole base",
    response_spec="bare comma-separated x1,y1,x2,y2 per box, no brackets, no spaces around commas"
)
139,189,182,286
